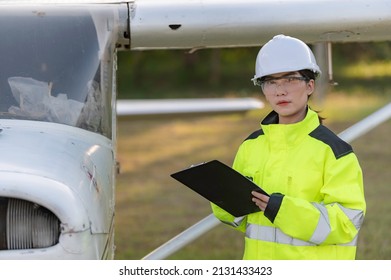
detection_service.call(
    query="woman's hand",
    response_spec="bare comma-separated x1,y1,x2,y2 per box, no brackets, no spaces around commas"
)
251,191,269,211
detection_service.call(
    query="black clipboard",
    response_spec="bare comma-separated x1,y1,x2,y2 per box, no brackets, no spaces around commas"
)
170,160,269,217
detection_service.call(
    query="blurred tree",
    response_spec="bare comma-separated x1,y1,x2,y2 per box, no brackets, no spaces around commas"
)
117,42,390,99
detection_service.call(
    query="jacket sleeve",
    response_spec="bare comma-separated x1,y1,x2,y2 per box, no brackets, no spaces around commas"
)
265,152,366,245
210,144,247,232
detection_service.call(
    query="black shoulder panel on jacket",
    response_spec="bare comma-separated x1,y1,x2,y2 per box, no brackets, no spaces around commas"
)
309,125,353,159
244,129,264,142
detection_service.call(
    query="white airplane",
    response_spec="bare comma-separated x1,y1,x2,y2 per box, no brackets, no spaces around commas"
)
0,0,390,259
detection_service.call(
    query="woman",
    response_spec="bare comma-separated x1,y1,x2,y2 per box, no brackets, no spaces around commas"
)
211,34,366,260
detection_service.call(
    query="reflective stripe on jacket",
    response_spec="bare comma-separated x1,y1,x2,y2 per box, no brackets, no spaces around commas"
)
211,108,366,260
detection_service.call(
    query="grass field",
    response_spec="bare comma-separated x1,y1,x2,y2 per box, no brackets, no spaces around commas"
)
114,92,391,260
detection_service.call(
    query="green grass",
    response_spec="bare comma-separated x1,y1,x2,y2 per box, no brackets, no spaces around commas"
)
114,92,391,260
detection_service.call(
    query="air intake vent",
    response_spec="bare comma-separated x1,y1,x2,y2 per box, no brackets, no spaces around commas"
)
0,198,60,250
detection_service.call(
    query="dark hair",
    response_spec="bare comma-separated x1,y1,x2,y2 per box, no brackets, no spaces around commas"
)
299,69,319,80
299,69,325,124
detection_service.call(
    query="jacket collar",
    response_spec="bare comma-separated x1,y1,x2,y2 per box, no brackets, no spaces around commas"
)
260,107,320,146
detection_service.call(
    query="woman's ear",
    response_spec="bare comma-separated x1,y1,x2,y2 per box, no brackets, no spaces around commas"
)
307,80,315,96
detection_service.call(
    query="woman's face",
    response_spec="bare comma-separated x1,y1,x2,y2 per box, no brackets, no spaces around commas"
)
261,71,314,124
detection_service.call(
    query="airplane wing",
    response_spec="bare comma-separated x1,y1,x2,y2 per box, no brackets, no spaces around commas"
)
129,0,391,50
116,98,264,116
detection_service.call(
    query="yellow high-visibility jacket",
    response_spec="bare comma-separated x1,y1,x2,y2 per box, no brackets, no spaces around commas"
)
212,108,366,259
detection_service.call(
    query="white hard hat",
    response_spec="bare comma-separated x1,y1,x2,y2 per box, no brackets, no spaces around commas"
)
252,34,321,84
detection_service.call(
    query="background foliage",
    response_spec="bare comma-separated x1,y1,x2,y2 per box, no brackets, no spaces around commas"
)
117,41,391,99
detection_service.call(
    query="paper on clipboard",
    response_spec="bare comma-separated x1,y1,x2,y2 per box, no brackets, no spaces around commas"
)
170,160,269,217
